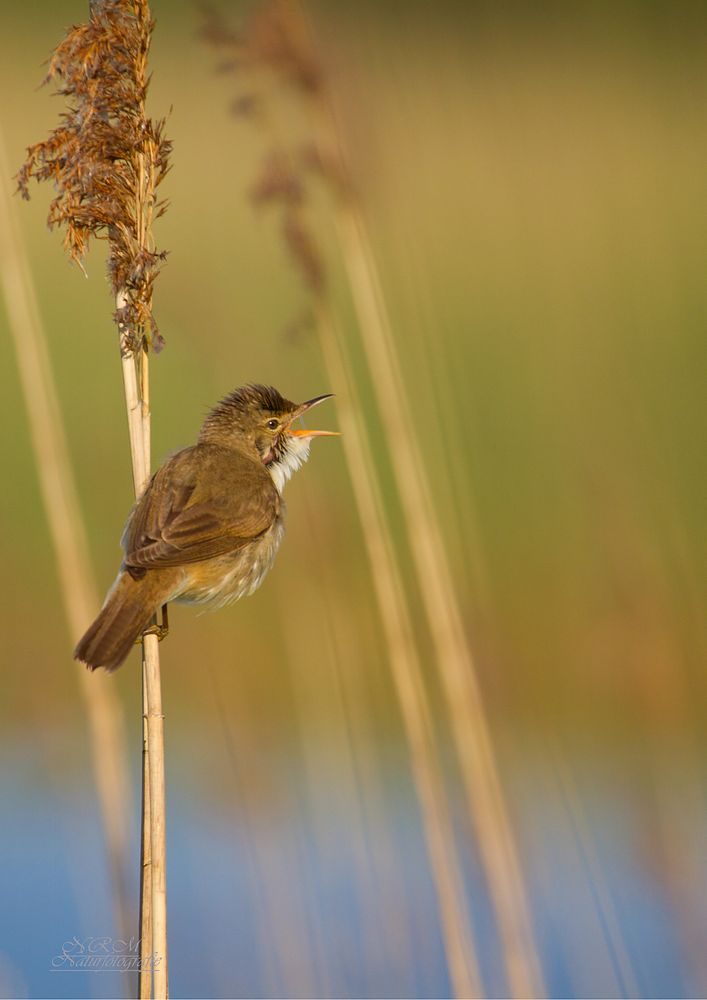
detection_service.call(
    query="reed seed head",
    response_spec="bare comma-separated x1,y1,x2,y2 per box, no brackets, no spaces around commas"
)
17,0,171,353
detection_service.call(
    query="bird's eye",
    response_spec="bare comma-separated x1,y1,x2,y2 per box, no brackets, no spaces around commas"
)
267,418,279,430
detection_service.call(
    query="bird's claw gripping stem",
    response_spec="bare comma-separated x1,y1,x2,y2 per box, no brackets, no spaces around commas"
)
136,604,169,644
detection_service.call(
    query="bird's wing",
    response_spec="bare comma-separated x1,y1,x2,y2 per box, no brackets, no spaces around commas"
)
123,445,279,570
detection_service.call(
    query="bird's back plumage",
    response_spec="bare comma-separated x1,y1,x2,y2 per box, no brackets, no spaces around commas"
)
124,444,280,570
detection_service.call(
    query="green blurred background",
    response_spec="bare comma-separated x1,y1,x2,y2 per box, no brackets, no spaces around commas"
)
0,1,705,997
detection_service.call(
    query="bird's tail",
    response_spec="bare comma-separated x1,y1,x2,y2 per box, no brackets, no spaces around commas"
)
74,571,156,672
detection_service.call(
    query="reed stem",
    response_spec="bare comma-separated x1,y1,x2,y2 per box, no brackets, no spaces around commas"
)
315,300,482,996
333,200,544,997
0,129,134,951
251,4,544,978
118,303,169,999
139,697,153,1000
257,4,544,982
15,2,171,992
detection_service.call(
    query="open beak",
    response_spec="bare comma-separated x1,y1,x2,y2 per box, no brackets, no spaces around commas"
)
288,393,340,438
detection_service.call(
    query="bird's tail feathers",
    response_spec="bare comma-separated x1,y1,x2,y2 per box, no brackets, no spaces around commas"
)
74,571,155,672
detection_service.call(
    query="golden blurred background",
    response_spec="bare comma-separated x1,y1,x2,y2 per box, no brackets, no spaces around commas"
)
0,1,705,997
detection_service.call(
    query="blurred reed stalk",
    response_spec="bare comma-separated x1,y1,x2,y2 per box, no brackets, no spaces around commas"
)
0,126,134,957
304,43,544,1000
203,3,543,994
329,189,544,999
314,303,482,997
551,743,639,998
202,8,481,995
17,2,171,995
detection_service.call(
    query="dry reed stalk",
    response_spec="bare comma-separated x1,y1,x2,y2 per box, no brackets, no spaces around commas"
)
139,709,153,1000
552,745,639,998
118,307,167,998
203,3,542,992
314,302,483,997
0,127,134,953
330,201,544,997
262,5,544,992
18,3,171,995
142,637,167,1000
117,299,168,998
202,10,483,992
304,586,421,984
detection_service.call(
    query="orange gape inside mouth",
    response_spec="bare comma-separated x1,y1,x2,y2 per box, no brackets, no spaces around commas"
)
288,428,340,438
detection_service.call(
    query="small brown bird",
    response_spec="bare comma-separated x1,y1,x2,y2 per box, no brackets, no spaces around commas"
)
75,385,338,671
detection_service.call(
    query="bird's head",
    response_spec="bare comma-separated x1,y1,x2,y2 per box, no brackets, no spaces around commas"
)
199,384,338,490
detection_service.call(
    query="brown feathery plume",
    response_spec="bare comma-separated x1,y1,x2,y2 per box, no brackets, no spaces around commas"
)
19,3,171,997
17,0,171,354
202,3,544,997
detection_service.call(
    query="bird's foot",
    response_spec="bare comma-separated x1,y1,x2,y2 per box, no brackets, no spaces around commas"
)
136,605,170,644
